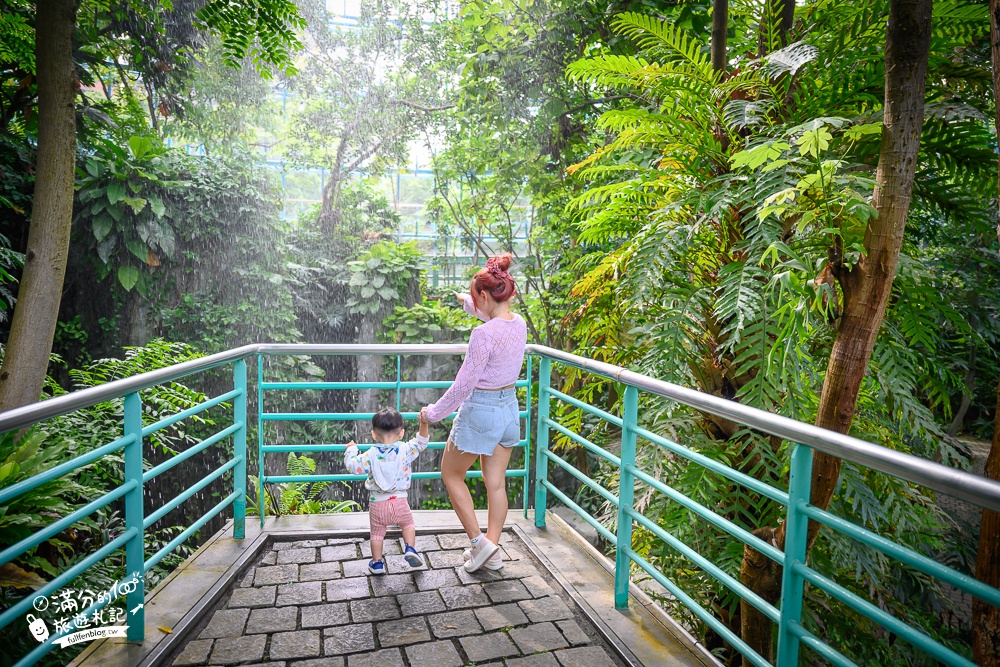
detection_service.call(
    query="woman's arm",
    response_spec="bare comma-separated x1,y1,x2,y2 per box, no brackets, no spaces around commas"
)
455,292,488,323
424,326,490,422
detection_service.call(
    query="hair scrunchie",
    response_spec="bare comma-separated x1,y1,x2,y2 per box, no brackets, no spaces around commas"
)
486,256,510,278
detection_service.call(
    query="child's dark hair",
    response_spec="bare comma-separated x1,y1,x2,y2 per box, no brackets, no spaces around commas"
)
372,407,404,433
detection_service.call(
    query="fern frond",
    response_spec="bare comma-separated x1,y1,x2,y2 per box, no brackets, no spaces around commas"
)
611,12,714,80
566,55,655,88
763,41,819,79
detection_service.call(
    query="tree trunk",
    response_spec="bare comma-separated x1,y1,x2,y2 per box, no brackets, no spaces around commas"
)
757,0,796,56
779,0,794,42
354,315,382,441
125,290,148,347
0,0,78,411
947,342,976,436
711,0,728,74
973,377,1000,665
972,3,1000,662
740,0,933,662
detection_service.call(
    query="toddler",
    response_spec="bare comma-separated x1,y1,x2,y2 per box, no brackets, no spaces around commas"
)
345,407,429,574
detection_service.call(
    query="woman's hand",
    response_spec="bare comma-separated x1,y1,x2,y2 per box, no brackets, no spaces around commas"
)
453,291,470,306
418,407,429,424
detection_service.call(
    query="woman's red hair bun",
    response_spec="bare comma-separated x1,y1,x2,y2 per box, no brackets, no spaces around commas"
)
474,253,516,303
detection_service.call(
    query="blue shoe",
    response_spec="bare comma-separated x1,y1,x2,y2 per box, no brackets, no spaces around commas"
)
403,545,424,568
368,559,386,575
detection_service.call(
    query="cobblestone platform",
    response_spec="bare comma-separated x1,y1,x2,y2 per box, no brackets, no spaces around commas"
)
168,531,624,667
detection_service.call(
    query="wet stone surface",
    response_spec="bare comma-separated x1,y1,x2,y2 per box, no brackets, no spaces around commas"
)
167,530,626,666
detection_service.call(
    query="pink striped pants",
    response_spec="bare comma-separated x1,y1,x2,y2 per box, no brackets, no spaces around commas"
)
368,496,414,541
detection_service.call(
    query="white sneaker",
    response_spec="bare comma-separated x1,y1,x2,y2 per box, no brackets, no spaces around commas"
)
464,537,500,572
463,547,504,570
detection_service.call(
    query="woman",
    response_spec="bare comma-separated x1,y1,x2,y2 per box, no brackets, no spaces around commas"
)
420,254,527,572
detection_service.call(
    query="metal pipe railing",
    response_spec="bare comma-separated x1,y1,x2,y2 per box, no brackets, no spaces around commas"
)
527,344,1000,513
3,342,1000,667
528,346,1000,667
254,348,533,527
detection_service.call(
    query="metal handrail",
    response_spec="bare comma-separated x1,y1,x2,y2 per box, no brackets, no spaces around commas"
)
529,347,1000,667
2,342,998,667
528,344,1000,513
0,344,470,435
0,345,258,434
3,342,998,510
0,343,490,667
253,346,533,528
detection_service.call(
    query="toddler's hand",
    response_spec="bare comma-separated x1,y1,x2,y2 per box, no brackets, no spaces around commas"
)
346,440,356,448
418,407,429,424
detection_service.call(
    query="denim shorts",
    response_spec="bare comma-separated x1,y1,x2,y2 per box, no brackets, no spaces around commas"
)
450,388,522,456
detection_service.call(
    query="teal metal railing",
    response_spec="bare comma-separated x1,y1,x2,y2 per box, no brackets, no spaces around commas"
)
0,343,531,667
529,345,1000,667
254,345,533,523
2,342,1000,667
0,346,256,667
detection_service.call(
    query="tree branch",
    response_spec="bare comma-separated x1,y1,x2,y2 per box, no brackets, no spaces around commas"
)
388,99,456,113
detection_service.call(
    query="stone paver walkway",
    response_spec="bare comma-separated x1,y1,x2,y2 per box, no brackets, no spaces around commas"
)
168,531,624,667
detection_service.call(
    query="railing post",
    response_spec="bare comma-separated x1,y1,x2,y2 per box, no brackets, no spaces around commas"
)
395,354,402,412
614,385,639,609
123,391,144,642
523,354,533,519
257,354,265,529
533,356,551,527
233,359,247,539
776,443,813,666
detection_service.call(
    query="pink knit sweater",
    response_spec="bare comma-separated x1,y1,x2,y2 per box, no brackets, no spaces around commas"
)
424,297,527,423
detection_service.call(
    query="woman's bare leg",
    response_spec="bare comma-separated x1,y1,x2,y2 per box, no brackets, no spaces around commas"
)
441,440,482,539
481,444,513,544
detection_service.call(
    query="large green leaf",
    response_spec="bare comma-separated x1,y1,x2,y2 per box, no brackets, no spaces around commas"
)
106,180,125,205
148,195,166,218
126,238,149,262
128,135,153,160
92,214,113,241
96,235,117,264
121,196,148,214
117,265,139,291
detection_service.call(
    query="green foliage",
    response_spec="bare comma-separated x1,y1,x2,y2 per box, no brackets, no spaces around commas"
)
71,142,298,353
196,0,306,78
75,136,176,294
0,428,103,579
382,298,477,344
346,242,424,316
0,341,224,666
165,43,277,155
563,2,994,662
44,340,212,463
248,453,359,516
0,10,33,75
281,0,451,226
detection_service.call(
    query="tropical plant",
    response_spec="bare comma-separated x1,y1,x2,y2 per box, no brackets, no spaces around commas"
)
248,453,359,516
381,298,477,344
0,341,226,665
0,0,305,412
283,0,452,232
75,136,177,295
0,428,101,582
346,241,424,317
561,3,994,663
